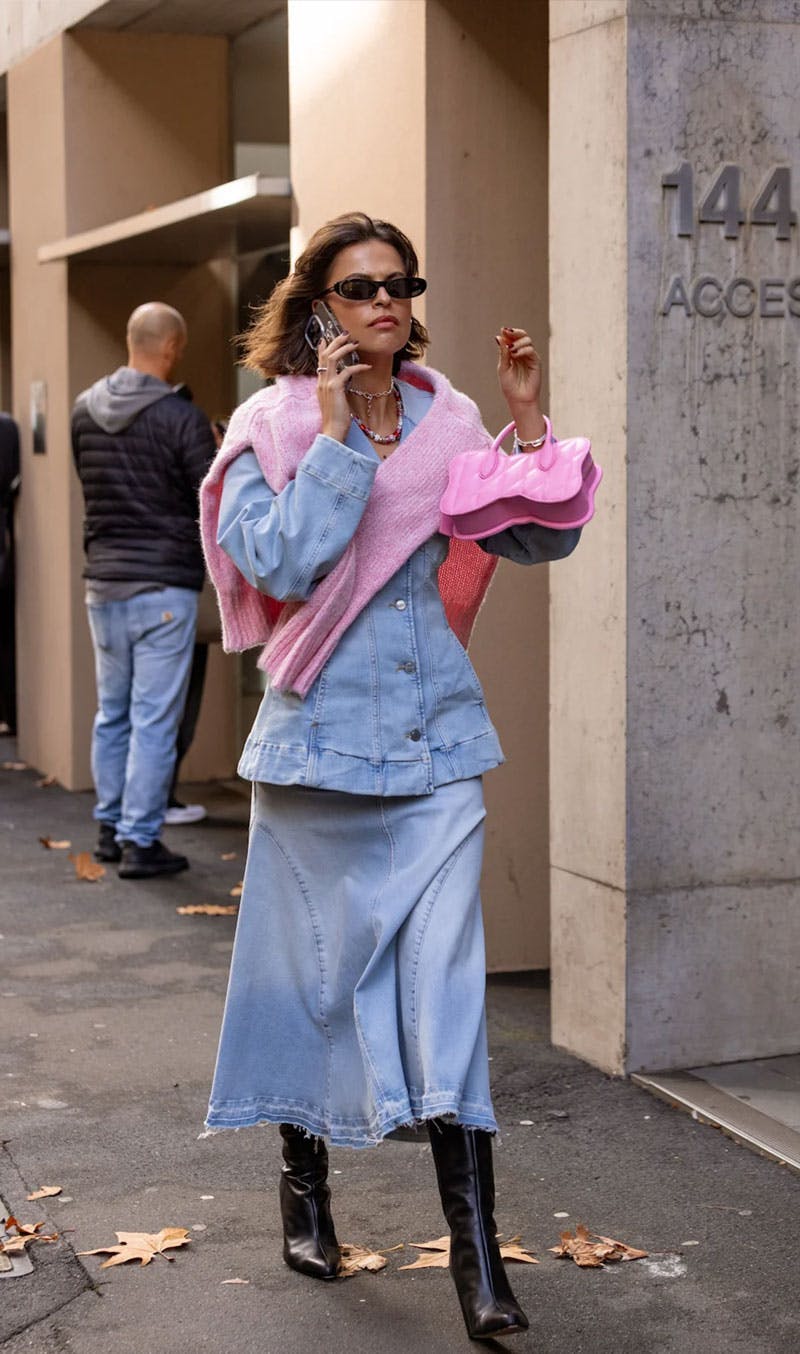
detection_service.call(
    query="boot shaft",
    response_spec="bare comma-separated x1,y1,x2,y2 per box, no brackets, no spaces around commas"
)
278,1124,340,1280
427,1119,497,1233
279,1123,329,1180
426,1119,529,1339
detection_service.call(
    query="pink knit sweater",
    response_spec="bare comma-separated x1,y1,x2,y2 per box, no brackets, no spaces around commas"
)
199,362,498,696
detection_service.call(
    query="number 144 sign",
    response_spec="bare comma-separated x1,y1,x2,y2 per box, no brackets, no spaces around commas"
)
662,162,796,239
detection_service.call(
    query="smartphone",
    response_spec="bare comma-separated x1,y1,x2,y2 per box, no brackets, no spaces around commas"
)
304,299,360,368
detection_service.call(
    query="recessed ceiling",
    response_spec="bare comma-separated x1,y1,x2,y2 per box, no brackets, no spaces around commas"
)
78,0,285,39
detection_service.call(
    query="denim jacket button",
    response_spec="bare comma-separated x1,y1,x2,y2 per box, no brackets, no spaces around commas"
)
407,728,422,741
393,599,407,611
399,661,416,674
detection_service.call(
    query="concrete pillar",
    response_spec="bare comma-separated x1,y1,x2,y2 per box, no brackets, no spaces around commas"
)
0,112,10,408
9,30,235,789
8,36,75,784
288,0,550,969
549,0,800,1073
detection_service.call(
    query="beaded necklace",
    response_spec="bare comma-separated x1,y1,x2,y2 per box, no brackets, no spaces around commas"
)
349,381,403,447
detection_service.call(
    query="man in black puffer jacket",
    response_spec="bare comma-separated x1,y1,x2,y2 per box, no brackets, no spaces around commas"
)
72,302,215,879
0,412,20,735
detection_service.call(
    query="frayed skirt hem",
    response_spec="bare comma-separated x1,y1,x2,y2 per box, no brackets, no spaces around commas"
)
199,1094,498,1149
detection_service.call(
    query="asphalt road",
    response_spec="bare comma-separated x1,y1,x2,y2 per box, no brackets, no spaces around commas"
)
1,744,798,1353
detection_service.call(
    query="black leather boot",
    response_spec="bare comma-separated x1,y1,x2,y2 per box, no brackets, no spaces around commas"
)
118,840,189,879
427,1120,529,1340
95,821,121,863
278,1124,340,1280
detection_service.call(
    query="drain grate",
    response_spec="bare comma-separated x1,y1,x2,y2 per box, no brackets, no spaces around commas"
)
0,1195,34,1279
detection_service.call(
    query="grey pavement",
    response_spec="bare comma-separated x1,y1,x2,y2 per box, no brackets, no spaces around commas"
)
1,739,798,1354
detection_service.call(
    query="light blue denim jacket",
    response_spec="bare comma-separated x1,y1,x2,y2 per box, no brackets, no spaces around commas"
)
218,379,580,796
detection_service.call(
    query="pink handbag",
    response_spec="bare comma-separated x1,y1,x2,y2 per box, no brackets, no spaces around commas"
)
439,417,601,539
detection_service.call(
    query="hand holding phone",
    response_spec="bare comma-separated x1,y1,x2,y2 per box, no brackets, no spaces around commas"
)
304,301,360,368
306,303,372,443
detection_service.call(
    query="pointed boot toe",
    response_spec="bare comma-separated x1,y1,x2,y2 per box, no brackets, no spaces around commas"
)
450,1236,530,1340
461,1294,530,1341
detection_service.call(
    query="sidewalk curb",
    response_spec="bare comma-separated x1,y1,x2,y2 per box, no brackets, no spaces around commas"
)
0,1145,94,1343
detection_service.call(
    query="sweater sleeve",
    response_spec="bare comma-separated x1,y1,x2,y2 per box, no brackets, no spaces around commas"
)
217,436,378,602
476,522,582,565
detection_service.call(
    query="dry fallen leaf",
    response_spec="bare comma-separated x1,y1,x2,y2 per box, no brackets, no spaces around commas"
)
399,1234,450,1270
593,1232,649,1261
229,881,244,898
220,852,237,861
39,837,71,850
400,1233,537,1271
549,1226,606,1267
78,1227,190,1268
549,1223,648,1268
407,1235,452,1252
498,1234,539,1265
36,775,58,788
26,1185,62,1201
338,1241,402,1277
177,904,239,917
3,1218,41,1235
0,1217,58,1253
69,852,106,883
2,761,27,772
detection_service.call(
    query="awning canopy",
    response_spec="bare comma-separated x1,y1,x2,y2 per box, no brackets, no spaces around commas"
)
38,173,291,266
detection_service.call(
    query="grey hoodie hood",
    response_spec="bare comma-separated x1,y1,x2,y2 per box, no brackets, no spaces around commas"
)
83,366,176,434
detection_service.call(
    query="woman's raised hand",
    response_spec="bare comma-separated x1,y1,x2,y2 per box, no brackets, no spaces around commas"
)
496,327,543,409
496,326,546,446
316,335,372,444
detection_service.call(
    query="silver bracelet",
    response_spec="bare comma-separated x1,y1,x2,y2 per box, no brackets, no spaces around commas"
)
513,427,547,451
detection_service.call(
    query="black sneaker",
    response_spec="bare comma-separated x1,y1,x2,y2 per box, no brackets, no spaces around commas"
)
95,822,122,863
118,840,189,880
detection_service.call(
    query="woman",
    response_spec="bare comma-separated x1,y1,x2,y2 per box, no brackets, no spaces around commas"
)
200,213,580,1341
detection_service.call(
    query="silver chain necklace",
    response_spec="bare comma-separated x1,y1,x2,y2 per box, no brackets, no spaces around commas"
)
347,380,394,425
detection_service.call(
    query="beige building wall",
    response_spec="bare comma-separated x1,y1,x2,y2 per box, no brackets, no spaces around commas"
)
289,0,550,969
8,37,75,785
0,111,10,408
548,2,629,1070
10,31,236,789
425,0,550,970
288,0,427,254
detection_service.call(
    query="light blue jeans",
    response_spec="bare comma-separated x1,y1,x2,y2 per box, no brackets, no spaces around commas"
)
86,587,198,846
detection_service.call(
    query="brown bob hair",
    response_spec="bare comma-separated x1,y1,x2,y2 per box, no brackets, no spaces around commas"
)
240,212,429,378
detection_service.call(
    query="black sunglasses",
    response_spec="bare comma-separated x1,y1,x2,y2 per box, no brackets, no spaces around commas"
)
320,275,427,302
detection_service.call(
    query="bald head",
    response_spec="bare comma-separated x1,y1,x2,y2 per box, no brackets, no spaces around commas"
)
127,302,186,354
126,303,187,380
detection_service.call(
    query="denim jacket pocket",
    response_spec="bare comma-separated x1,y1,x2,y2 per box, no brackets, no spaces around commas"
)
249,679,312,752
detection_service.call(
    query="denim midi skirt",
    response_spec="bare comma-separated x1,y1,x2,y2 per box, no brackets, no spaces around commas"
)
205,776,497,1148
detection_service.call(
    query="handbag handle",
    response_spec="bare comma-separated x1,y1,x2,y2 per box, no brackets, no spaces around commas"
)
479,416,556,480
